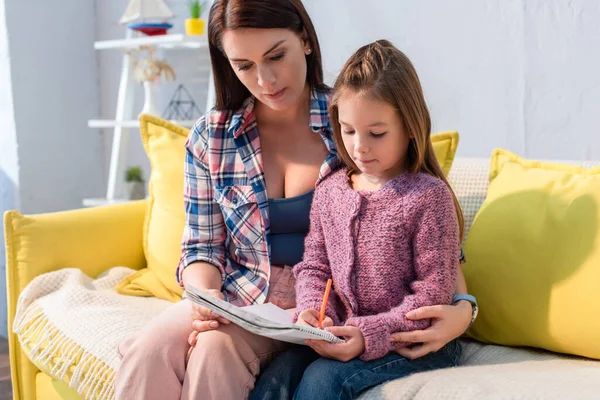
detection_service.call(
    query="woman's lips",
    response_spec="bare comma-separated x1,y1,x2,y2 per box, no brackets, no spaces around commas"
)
264,88,286,100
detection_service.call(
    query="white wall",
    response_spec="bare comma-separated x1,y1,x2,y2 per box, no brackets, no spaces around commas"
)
0,0,19,338
0,0,103,337
303,0,600,160
5,0,104,214
98,0,600,163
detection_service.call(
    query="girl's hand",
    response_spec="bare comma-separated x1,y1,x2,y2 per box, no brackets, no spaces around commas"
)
390,301,472,359
188,289,230,346
297,309,334,328
306,326,364,362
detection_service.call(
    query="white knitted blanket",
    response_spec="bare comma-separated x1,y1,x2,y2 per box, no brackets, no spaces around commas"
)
12,267,172,400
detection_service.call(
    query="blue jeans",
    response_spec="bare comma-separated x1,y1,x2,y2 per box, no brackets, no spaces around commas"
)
251,340,461,400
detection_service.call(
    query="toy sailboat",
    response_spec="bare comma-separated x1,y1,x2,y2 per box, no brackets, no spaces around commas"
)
119,0,175,36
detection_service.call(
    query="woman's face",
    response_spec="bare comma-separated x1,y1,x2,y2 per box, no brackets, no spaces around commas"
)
221,28,311,111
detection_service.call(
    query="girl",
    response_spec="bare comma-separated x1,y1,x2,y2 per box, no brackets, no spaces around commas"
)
115,0,475,397
267,40,465,400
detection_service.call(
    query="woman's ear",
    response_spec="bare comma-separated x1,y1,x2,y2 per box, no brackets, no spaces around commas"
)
301,30,311,53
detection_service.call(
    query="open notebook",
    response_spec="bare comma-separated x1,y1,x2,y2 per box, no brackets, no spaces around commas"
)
185,285,344,345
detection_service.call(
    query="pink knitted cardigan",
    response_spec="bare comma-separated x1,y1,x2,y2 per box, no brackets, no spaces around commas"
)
293,168,460,361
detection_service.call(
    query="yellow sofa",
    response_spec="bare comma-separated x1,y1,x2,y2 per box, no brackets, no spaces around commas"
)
5,200,147,400
6,155,600,400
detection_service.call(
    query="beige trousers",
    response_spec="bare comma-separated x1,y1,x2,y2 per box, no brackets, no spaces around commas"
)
114,266,296,400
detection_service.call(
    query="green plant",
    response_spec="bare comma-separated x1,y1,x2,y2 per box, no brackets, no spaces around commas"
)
125,166,144,182
189,1,207,19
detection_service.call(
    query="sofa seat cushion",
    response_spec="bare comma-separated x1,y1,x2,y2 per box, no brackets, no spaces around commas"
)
13,267,171,400
36,372,81,400
360,340,600,400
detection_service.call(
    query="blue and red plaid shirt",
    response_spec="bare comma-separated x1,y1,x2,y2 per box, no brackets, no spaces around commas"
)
177,88,339,306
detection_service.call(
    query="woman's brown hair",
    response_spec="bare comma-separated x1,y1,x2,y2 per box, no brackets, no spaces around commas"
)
329,40,465,241
208,0,326,110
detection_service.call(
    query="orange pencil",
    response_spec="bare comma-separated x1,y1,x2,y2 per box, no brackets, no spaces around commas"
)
318,278,333,328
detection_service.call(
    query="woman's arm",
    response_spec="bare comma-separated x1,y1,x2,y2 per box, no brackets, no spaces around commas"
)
455,266,468,294
177,117,227,288
182,261,223,291
389,250,473,360
178,118,230,337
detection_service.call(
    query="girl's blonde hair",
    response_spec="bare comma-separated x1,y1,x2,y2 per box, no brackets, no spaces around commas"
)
329,40,465,241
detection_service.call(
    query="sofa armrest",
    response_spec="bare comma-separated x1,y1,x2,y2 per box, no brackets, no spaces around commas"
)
3,199,147,400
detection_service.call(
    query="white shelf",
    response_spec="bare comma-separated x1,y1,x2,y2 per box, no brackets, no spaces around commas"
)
94,34,208,50
82,198,132,207
88,119,196,128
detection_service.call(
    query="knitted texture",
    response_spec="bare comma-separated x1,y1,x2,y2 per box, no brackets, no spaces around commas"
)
294,168,460,361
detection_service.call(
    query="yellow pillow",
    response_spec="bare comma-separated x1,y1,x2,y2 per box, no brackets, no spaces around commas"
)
116,115,189,302
463,148,600,359
431,131,459,176
115,121,459,302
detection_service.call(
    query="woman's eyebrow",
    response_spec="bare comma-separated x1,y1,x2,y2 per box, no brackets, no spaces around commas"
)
229,40,287,62
262,40,286,56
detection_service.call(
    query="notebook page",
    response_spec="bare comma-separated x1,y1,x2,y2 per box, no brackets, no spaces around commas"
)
185,285,344,344
241,303,294,324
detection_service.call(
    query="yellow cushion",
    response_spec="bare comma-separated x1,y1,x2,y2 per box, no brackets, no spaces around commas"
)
115,115,189,302
431,131,459,176
463,148,600,359
115,120,459,301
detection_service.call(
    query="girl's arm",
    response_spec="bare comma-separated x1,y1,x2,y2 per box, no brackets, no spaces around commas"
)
293,186,341,326
346,182,459,361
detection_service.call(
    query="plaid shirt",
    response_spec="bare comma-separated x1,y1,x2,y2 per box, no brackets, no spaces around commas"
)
177,88,339,306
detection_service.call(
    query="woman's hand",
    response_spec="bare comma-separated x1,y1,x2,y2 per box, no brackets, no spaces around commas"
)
390,301,472,359
306,326,364,362
187,288,230,346
297,309,333,328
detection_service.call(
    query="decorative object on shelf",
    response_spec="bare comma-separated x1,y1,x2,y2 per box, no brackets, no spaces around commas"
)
129,45,176,115
125,166,146,200
120,0,175,36
86,15,212,207
185,1,208,36
162,84,203,121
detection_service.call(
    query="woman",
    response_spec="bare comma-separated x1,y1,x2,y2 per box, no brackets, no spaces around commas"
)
114,1,476,399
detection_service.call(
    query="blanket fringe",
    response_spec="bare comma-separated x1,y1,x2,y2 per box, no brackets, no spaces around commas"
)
13,303,116,400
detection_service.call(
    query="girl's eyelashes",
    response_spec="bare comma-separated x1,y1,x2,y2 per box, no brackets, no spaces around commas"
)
237,64,252,72
371,131,387,137
341,129,387,137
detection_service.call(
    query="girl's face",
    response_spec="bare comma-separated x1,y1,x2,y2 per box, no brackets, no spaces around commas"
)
221,28,311,111
337,91,411,180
